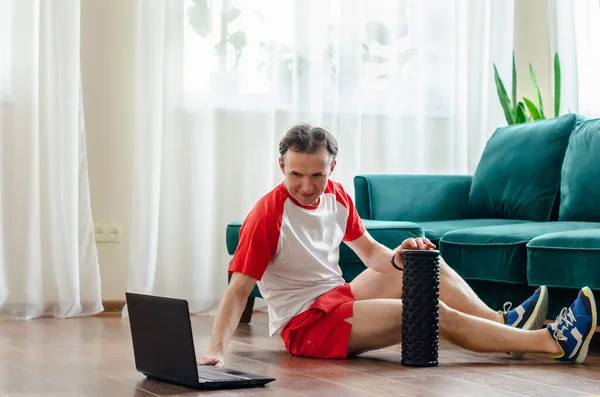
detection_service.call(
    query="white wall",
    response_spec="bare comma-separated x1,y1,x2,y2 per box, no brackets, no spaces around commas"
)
80,1,554,301
81,0,135,300
513,0,553,114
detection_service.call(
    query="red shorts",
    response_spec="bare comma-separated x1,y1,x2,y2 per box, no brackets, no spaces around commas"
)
280,283,355,359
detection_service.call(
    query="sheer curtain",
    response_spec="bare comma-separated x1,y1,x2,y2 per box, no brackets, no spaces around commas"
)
0,1,102,319
127,0,514,314
549,0,600,117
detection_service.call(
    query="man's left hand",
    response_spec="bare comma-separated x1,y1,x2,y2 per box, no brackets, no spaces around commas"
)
393,237,436,268
401,237,436,251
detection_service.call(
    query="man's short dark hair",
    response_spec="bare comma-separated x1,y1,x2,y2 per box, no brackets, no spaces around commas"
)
279,123,338,161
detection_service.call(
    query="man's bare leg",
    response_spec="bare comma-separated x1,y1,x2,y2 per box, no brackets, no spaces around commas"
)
350,256,502,323
345,299,559,356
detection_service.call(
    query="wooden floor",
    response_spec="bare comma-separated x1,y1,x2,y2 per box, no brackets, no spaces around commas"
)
1,312,599,397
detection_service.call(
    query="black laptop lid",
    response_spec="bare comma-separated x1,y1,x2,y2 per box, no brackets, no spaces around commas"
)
125,292,199,387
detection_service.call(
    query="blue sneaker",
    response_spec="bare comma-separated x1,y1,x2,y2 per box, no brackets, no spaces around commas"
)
500,285,548,358
547,286,597,364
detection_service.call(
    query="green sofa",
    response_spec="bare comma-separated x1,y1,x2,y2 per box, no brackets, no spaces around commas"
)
355,114,600,320
227,113,600,323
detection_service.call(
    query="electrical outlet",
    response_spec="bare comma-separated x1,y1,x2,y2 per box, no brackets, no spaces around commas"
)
107,225,122,243
94,224,109,242
94,223,122,243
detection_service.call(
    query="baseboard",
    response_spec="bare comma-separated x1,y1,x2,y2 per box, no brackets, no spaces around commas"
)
98,300,125,316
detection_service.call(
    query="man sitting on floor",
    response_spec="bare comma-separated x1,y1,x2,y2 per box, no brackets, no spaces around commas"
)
198,123,597,367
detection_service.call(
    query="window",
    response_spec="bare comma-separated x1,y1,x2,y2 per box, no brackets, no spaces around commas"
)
182,0,457,115
572,1,600,117
184,0,296,98
0,0,13,100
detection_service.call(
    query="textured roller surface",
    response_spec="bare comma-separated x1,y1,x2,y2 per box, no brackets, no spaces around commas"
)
401,249,441,367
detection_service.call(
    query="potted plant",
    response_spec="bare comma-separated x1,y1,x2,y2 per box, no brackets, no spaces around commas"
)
494,52,562,124
187,0,247,95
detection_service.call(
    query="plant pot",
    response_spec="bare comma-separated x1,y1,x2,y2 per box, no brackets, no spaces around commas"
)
210,71,241,98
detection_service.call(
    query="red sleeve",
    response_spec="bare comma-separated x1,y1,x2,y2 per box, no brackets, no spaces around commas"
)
332,181,366,242
228,195,283,281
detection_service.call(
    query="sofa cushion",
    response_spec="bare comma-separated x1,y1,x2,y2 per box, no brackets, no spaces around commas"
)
439,222,600,284
418,219,532,244
227,219,423,262
468,114,581,222
527,227,600,289
559,118,600,221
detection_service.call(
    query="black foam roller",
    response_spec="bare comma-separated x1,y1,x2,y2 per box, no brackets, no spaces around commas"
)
400,249,440,367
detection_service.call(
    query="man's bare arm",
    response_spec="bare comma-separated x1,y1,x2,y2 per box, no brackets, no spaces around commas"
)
345,232,436,274
198,272,257,367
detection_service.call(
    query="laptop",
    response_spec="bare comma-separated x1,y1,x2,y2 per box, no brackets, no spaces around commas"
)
125,292,276,390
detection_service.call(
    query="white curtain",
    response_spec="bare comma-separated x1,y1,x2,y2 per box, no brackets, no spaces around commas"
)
0,1,102,319
549,0,600,118
127,0,514,314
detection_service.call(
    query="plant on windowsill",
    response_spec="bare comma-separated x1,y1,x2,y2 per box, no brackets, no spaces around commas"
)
362,20,416,82
187,0,247,95
493,52,562,124
257,42,310,102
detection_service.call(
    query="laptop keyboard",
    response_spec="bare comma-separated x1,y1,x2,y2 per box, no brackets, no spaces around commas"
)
197,366,251,382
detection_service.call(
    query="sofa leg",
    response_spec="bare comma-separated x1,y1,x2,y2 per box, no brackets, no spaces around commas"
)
239,296,255,324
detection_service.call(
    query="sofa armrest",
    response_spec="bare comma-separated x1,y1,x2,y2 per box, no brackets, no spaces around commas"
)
354,174,473,222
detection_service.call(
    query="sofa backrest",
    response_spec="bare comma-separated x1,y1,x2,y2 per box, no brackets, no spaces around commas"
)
468,113,582,222
558,117,600,221
354,174,473,221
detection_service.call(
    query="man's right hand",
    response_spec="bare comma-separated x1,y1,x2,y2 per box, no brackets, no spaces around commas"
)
197,272,257,370
197,350,225,368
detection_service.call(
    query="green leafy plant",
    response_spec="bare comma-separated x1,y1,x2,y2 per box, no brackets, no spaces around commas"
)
187,0,247,72
493,52,562,124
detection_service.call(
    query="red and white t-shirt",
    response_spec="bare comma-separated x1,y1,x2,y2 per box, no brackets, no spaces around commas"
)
228,179,366,336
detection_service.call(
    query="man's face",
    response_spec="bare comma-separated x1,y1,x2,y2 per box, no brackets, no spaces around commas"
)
279,147,336,206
